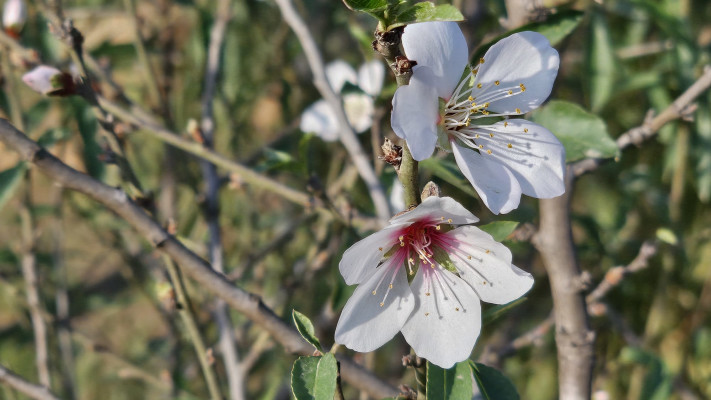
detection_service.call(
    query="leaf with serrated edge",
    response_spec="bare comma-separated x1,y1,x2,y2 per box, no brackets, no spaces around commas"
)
530,100,617,162
291,355,338,400
387,3,464,31
470,361,520,400
426,361,473,400
479,221,519,242
292,310,322,351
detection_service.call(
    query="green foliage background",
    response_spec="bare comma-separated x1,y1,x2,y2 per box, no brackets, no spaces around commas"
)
1,0,710,399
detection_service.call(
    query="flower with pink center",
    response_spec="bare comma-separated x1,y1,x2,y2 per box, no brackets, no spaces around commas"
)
391,22,566,214
335,196,533,368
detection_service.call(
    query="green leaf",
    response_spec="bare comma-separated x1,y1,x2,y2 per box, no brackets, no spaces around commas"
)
655,228,678,245
341,0,388,13
482,297,527,324
387,3,464,31
292,310,322,351
479,221,519,242
420,158,477,197
530,100,617,162
291,354,338,400
471,10,584,63
588,11,616,112
470,362,520,400
426,361,473,400
0,163,28,212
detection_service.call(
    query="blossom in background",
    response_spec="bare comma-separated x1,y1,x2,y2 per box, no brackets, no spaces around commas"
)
300,59,384,141
335,196,533,368
22,65,74,96
2,0,26,37
391,22,565,214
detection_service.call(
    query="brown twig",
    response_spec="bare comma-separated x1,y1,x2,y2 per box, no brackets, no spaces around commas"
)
0,364,61,400
586,241,658,304
573,65,711,177
0,119,399,399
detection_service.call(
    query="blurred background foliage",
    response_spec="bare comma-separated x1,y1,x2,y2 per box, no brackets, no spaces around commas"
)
0,0,710,399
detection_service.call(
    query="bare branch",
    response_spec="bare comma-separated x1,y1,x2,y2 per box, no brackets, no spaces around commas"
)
0,364,61,400
573,65,711,176
274,0,391,223
533,170,595,400
586,241,658,304
0,119,399,399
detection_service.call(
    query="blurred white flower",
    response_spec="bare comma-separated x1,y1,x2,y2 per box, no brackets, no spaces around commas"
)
22,65,73,96
300,59,384,141
2,0,27,36
335,196,533,368
391,22,566,214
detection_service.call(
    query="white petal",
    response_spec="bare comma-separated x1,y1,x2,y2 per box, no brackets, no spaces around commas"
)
448,226,534,304
22,65,62,95
401,268,481,368
325,60,358,93
335,265,415,352
475,31,559,114
3,0,27,30
299,100,339,142
339,223,405,285
391,68,439,161
452,142,522,215
389,196,479,225
477,120,565,198
357,60,385,97
402,21,469,99
343,93,374,133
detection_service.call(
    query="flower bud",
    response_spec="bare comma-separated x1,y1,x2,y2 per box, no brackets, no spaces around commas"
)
22,65,75,96
2,0,27,37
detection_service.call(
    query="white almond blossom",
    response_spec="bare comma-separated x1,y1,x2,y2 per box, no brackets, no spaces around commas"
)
391,22,566,214
22,65,66,95
2,0,27,35
300,59,384,141
335,196,533,368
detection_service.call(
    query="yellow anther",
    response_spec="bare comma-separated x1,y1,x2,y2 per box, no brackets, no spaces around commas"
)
379,302,384,307
479,144,484,149
487,149,492,154
482,281,486,285
482,110,489,115
408,258,414,264
520,83,526,92
524,128,529,133
476,83,482,89
467,255,472,260
474,134,480,138
508,90,513,95
479,57,485,64
494,80,500,85
504,121,508,127
485,249,490,254
447,218,453,223
456,307,460,311
515,108,521,114
436,225,441,230
399,235,404,241
372,290,377,295
484,102,490,108
465,119,470,127
400,242,405,247
440,217,445,220
426,292,431,296
378,247,383,251
389,284,393,289
425,312,430,317
508,143,513,148
467,96,474,102
489,133,494,138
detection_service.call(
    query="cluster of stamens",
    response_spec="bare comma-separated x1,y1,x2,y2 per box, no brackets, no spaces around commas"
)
440,59,530,156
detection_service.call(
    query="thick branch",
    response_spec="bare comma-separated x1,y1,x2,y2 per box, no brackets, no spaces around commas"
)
533,170,594,400
573,65,711,176
0,364,60,400
0,119,399,399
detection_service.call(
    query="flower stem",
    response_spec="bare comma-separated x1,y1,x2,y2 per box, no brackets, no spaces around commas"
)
399,144,420,208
